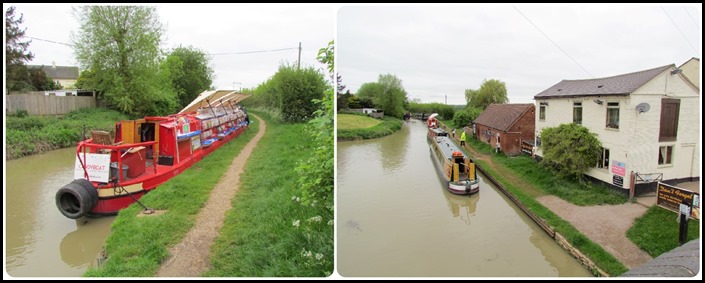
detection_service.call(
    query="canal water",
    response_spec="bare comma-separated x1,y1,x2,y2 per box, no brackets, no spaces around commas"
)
337,120,593,277
6,147,114,277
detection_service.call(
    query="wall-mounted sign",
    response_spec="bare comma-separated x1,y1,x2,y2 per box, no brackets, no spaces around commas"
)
74,153,110,182
657,182,700,220
612,175,624,187
611,160,626,176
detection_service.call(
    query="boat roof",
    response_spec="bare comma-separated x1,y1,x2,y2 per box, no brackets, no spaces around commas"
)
432,136,467,160
179,90,250,114
430,128,448,135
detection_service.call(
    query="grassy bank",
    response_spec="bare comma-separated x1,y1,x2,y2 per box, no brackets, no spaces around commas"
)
337,113,402,141
205,111,333,277
467,138,626,205
627,206,700,257
84,115,260,277
5,108,130,160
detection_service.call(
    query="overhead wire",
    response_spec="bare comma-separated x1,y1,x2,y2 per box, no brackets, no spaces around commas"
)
513,6,594,78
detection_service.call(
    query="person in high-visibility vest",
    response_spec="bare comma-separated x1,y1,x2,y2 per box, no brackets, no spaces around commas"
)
460,130,467,146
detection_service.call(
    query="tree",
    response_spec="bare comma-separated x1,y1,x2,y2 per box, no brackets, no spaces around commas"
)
451,106,483,128
161,45,214,108
337,89,352,111
28,67,61,91
271,64,328,122
72,6,177,116
6,6,34,92
377,74,408,118
465,79,508,110
356,74,408,118
539,123,603,180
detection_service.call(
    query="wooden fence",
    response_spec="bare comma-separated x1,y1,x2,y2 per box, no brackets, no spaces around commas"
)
6,93,96,116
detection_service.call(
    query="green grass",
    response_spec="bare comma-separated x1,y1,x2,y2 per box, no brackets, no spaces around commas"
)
84,115,260,277
205,111,333,277
337,113,381,129
337,115,402,141
466,137,626,206
627,206,700,257
5,107,130,160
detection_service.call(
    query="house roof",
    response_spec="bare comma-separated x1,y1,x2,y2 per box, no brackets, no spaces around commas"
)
27,65,79,80
534,64,674,99
473,103,534,132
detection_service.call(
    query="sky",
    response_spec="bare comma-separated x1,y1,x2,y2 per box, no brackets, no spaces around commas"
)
7,3,335,92
338,4,702,105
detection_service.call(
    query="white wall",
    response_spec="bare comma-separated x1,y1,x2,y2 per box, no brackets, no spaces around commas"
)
535,68,700,189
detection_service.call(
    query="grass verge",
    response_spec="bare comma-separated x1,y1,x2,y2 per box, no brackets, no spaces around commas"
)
6,108,130,160
84,115,260,277
627,205,700,257
337,114,402,141
204,110,333,277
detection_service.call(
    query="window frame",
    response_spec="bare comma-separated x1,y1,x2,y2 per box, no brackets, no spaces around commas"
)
658,145,674,166
573,102,582,125
606,102,619,129
596,147,610,169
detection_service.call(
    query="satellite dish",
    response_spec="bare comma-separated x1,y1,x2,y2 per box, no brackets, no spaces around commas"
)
636,103,650,113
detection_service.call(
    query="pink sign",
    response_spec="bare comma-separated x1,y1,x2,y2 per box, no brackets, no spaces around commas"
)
611,160,626,176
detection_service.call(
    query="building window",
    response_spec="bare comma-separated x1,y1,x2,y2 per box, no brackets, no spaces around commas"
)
658,145,673,165
606,102,619,129
597,147,609,169
573,102,582,124
659,98,680,142
539,102,547,120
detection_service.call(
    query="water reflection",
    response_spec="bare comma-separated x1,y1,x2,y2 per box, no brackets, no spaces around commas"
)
60,217,114,268
378,122,410,173
6,148,114,277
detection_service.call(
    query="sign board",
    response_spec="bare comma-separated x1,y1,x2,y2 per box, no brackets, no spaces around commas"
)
612,175,624,187
657,182,700,220
74,153,111,182
611,160,626,176
191,136,201,151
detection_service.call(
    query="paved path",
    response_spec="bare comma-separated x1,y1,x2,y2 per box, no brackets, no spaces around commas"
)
156,115,265,277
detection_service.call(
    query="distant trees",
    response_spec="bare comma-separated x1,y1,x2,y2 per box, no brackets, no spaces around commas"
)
249,63,328,122
161,46,215,109
407,102,454,120
73,6,177,116
465,79,508,110
540,123,603,180
5,6,34,92
454,78,509,127
355,74,408,118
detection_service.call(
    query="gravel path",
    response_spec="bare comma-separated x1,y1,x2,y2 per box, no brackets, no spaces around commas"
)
156,115,265,277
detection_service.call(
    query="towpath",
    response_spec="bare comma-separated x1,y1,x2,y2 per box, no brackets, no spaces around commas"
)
156,115,265,277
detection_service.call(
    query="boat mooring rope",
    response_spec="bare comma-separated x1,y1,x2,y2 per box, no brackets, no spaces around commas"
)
112,181,155,214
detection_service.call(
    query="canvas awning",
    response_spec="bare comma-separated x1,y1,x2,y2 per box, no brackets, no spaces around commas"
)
178,90,251,114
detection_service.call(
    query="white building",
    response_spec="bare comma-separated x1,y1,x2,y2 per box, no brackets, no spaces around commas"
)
534,61,700,191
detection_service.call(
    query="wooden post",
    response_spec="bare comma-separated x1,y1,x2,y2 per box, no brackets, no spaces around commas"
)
629,171,636,201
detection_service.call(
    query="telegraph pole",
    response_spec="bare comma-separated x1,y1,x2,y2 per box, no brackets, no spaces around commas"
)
445,95,447,105
298,42,301,70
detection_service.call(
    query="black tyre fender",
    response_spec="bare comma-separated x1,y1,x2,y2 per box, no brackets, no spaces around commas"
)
71,179,99,209
55,179,99,219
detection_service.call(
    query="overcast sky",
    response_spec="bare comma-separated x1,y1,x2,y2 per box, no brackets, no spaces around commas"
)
338,4,702,105
9,4,334,92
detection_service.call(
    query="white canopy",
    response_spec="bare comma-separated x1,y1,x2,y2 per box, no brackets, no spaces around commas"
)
428,113,439,120
178,90,251,114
